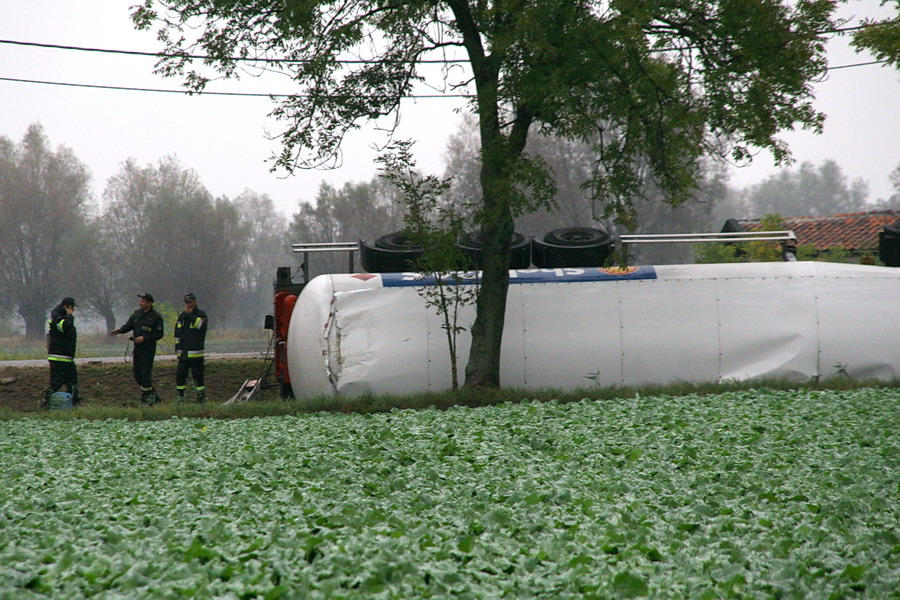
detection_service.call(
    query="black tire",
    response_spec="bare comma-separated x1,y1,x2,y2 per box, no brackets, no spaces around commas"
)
458,231,528,249
374,231,423,252
456,231,531,269
542,226,611,247
879,224,900,267
532,226,613,268
359,239,424,273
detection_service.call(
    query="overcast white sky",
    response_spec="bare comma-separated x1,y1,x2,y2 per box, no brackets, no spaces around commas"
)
1,0,898,220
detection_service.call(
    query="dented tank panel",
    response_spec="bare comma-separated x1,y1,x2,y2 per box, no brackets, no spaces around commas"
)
286,262,900,399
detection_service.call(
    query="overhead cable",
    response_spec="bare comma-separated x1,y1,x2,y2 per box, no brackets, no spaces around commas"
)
0,22,882,65
1,54,889,99
0,76,473,98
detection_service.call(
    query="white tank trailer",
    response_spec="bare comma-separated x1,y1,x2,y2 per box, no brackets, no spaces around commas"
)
286,261,900,399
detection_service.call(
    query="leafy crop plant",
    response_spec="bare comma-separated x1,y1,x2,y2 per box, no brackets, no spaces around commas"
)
1,388,897,598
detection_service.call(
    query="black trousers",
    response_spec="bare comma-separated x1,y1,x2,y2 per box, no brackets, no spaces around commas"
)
132,345,157,391
176,358,205,390
49,360,78,397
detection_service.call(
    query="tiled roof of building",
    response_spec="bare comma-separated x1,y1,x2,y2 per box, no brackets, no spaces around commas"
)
723,210,900,252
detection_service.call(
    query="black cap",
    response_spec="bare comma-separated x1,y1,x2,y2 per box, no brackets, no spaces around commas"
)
138,293,155,303
183,292,197,302
61,297,77,307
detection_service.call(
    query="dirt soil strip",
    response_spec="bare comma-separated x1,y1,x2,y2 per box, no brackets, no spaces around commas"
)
0,356,267,413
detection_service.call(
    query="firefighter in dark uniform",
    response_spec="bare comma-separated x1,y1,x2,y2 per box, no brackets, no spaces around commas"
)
44,296,80,407
110,293,165,404
174,292,208,402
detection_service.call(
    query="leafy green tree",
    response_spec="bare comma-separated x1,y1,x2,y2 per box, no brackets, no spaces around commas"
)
695,214,786,263
232,191,292,328
289,179,405,278
444,115,731,264
102,156,247,321
378,142,476,390
851,3,900,68
890,164,900,205
0,124,92,339
802,245,853,263
58,216,126,332
869,163,900,210
743,159,869,218
134,0,840,388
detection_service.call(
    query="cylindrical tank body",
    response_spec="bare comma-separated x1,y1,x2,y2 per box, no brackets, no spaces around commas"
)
286,262,900,399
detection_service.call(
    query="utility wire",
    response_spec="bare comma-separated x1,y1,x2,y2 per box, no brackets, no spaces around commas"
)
0,76,473,98
0,38,462,64
0,19,889,100
0,22,883,64
826,60,889,71
1,56,888,99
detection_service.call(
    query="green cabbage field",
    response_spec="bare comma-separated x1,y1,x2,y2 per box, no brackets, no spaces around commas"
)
1,388,898,599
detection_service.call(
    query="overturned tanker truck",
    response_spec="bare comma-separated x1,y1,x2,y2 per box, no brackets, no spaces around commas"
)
270,226,900,399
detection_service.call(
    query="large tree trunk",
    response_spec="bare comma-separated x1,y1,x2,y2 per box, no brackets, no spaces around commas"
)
462,84,513,388
464,204,513,387
102,310,117,334
463,127,520,388
450,0,532,389
21,307,47,341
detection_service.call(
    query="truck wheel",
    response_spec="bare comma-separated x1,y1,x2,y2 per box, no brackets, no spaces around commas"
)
879,223,900,267
457,231,531,269
360,234,424,272
532,226,613,268
543,226,611,247
375,231,423,251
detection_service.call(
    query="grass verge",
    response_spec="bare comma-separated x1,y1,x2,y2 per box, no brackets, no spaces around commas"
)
3,363,897,421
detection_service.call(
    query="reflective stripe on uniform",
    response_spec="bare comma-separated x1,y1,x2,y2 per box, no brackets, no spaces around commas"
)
47,318,66,333
187,350,204,358
191,317,203,329
48,354,74,362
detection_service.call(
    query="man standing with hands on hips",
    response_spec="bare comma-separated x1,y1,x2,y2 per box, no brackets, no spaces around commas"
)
174,292,208,402
110,293,164,405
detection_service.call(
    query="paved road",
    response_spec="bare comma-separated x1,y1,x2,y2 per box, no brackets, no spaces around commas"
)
0,352,261,368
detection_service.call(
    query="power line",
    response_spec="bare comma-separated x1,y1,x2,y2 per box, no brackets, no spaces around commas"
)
0,76,473,99
0,18,890,100
1,54,888,99
826,60,890,71
0,38,463,65
0,22,882,65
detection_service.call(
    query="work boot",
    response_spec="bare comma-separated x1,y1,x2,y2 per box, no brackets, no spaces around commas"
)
196,390,206,403
176,387,186,403
140,389,154,405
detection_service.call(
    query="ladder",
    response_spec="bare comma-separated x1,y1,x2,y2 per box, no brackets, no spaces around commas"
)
225,378,263,404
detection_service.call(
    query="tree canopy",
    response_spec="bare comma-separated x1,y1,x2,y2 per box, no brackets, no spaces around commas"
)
851,1,900,69
0,124,92,339
134,0,841,387
740,159,869,218
103,156,248,319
